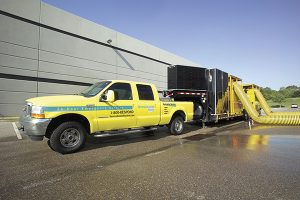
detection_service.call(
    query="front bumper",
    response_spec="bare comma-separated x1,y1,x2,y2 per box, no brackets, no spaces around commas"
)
19,115,51,141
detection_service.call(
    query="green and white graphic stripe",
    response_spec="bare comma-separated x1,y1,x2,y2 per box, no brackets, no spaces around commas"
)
43,106,132,112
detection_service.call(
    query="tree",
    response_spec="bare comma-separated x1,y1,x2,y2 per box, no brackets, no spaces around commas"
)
292,89,300,98
272,92,286,107
279,86,297,98
261,87,275,100
286,85,299,90
261,85,300,100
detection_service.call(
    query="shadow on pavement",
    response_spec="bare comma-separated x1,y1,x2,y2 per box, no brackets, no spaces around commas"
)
77,119,245,153
80,127,177,153
79,123,204,153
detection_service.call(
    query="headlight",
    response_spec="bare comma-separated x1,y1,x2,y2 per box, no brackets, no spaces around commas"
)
31,106,45,118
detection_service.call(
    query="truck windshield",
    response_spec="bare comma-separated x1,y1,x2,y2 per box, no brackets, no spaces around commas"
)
79,81,111,97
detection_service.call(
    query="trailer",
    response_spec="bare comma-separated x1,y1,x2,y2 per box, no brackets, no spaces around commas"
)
164,65,245,123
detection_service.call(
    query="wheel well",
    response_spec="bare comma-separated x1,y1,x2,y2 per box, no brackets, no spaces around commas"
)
45,114,90,139
171,110,186,122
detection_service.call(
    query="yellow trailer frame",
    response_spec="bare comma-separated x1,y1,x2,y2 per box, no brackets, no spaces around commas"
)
243,84,261,111
228,75,243,117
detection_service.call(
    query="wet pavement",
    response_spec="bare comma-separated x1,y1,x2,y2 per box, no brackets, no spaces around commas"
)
0,121,299,199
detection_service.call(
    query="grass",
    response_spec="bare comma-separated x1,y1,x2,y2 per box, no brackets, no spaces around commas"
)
267,97,300,108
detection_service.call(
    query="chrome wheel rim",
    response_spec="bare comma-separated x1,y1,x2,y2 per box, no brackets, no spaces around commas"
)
60,128,80,148
175,120,183,132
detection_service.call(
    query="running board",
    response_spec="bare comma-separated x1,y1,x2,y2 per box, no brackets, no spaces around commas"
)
92,127,157,138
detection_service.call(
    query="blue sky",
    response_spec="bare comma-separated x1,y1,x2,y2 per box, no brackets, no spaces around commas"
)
43,0,300,90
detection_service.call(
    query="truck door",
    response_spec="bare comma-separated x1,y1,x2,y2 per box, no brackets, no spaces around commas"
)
96,82,136,131
135,84,160,127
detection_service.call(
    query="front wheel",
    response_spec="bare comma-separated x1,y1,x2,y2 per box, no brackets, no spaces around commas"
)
168,116,184,135
49,121,86,154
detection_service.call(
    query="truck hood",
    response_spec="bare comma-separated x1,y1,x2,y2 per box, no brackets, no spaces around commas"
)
26,95,91,106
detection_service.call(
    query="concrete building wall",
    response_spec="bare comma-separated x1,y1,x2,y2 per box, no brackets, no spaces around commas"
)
0,0,200,116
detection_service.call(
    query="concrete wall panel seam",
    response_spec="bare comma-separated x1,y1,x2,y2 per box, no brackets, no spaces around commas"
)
0,52,38,61
0,40,38,50
39,48,167,77
0,65,37,72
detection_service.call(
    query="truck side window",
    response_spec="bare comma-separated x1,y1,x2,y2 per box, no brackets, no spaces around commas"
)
107,83,132,100
137,84,154,100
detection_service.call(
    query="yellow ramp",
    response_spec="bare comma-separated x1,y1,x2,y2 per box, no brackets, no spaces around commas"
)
254,89,300,116
233,83,300,125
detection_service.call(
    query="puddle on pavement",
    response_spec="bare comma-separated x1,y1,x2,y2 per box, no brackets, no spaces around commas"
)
185,133,270,151
185,132,300,151
213,135,270,151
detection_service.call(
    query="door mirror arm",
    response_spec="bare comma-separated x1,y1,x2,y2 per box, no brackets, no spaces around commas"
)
100,94,107,101
100,90,115,102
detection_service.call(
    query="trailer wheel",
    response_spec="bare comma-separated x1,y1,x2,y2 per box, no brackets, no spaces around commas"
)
168,116,184,135
194,103,204,120
49,121,86,154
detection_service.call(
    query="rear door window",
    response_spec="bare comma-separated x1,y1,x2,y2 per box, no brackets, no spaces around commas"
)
137,84,154,100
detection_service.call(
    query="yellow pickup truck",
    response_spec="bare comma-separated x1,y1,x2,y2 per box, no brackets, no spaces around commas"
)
19,80,194,153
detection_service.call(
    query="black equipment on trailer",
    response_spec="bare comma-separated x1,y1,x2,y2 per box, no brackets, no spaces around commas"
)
165,65,230,123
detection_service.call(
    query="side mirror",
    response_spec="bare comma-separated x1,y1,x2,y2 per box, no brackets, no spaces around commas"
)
101,90,115,102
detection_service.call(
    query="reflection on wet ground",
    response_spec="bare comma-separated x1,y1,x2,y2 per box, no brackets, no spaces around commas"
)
185,125,300,152
197,134,271,151
232,125,300,135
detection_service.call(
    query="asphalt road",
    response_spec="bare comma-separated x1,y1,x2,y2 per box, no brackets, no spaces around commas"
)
0,121,299,200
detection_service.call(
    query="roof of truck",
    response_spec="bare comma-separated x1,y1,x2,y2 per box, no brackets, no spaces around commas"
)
109,80,156,86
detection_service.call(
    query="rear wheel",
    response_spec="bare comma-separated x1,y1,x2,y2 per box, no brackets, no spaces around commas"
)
49,121,86,154
168,116,184,135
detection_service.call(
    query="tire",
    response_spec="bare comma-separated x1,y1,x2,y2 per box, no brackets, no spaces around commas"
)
49,121,86,154
168,116,184,135
194,103,204,120
47,140,55,151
